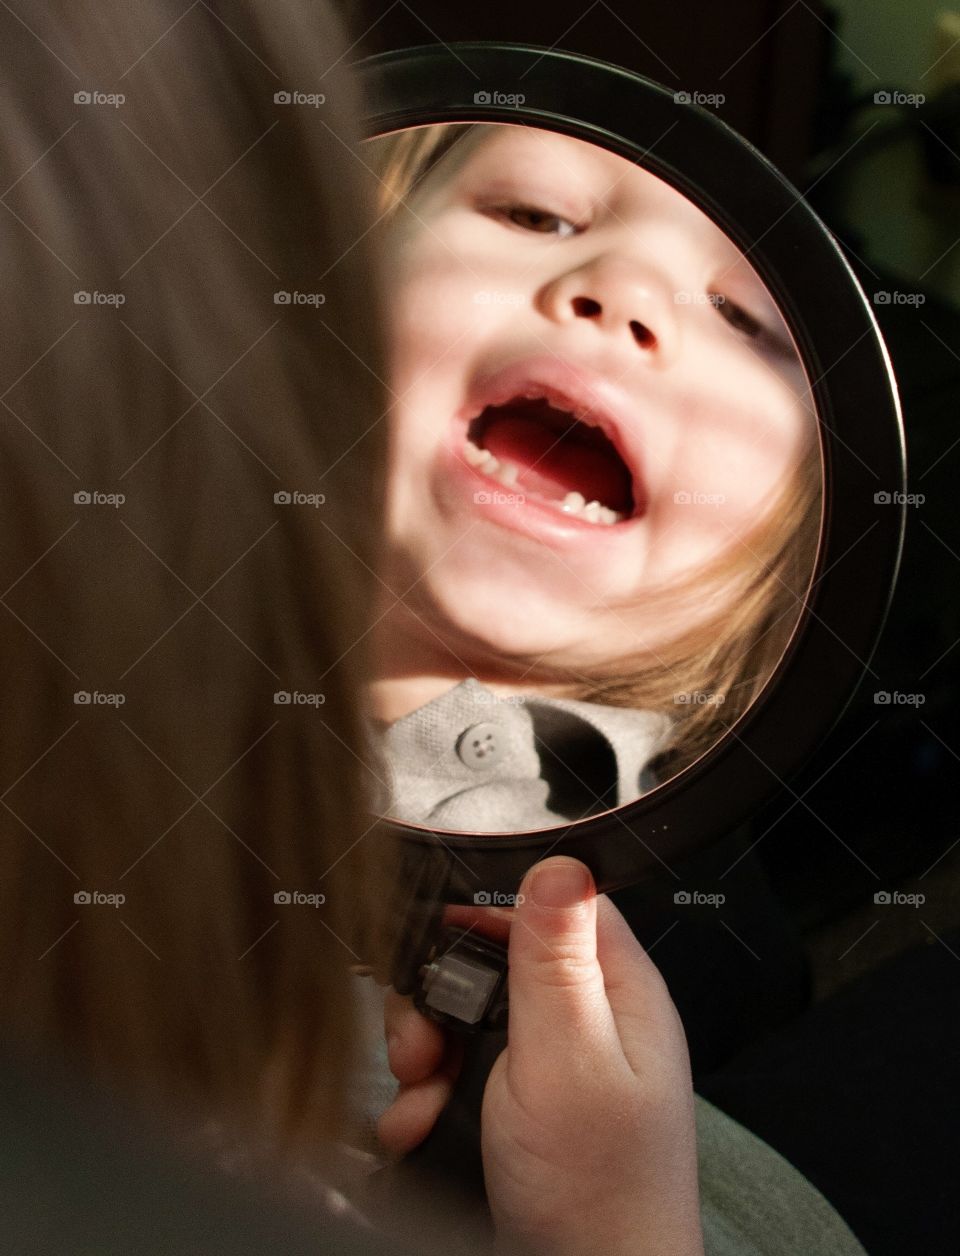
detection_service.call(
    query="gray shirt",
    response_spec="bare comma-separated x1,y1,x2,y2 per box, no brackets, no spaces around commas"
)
374,676,674,831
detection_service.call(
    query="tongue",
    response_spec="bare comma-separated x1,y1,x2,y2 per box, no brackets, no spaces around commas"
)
481,415,632,513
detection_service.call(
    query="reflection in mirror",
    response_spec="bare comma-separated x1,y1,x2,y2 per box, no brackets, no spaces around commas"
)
361,122,822,834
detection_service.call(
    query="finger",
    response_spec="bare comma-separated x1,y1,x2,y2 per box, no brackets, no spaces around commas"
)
441,902,514,944
506,857,619,1086
594,895,688,1074
384,988,446,1085
376,1073,455,1155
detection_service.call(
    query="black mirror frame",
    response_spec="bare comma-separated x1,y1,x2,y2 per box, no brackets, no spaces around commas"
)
355,41,906,913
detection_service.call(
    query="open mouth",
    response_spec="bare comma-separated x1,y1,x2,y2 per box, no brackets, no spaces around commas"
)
462,395,639,526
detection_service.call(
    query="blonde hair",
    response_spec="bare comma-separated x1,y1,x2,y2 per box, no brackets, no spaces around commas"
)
363,123,822,779
0,0,395,1165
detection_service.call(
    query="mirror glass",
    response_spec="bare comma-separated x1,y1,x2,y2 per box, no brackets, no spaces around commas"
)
361,121,823,835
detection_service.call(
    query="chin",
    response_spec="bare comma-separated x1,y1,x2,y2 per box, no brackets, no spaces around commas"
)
424,586,590,666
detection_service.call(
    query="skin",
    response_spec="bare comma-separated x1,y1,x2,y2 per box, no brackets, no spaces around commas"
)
369,124,815,724
378,857,706,1256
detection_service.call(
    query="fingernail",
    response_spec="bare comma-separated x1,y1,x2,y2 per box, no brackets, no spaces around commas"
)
529,859,591,909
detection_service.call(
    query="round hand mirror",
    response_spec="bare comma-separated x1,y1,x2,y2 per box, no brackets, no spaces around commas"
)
354,42,905,987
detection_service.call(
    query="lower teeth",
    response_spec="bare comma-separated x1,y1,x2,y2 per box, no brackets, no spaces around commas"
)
462,439,624,525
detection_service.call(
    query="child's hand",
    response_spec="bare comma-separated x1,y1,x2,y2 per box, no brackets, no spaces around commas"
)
377,988,458,1154
376,902,511,1155
378,859,704,1256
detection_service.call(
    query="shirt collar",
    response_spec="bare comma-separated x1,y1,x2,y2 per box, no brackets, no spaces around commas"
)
372,677,673,832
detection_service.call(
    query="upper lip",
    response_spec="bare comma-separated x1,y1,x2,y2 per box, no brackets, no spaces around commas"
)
459,353,647,517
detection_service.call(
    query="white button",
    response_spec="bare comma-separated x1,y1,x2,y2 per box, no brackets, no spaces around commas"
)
457,722,503,769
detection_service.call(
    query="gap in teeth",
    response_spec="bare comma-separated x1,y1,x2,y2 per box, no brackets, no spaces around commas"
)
462,439,623,525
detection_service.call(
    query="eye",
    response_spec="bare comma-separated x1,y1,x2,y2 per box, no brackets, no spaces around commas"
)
493,203,582,240
711,293,793,357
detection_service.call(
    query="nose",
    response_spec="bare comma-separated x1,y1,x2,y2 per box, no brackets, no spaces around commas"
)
537,253,681,367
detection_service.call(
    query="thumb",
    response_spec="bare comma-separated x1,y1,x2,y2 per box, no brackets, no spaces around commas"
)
506,857,619,1084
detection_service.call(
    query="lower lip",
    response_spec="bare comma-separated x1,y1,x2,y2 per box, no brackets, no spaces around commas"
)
437,416,645,549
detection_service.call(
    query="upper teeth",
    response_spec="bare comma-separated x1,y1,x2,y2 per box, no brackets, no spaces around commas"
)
481,393,601,435
462,439,623,525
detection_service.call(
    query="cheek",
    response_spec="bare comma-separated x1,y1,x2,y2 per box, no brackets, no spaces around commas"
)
383,249,498,467
384,218,527,361
387,260,481,382
386,240,526,408
657,385,809,534
745,375,812,491
700,358,808,480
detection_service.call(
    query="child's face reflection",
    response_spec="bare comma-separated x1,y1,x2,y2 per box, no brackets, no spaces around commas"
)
379,124,814,675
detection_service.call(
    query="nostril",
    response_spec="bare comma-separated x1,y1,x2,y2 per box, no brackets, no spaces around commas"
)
571,297,657,349
572,296,601,317
630,320,655,349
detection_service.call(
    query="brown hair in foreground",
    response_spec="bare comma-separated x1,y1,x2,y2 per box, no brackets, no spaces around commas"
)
0,0,395,1162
